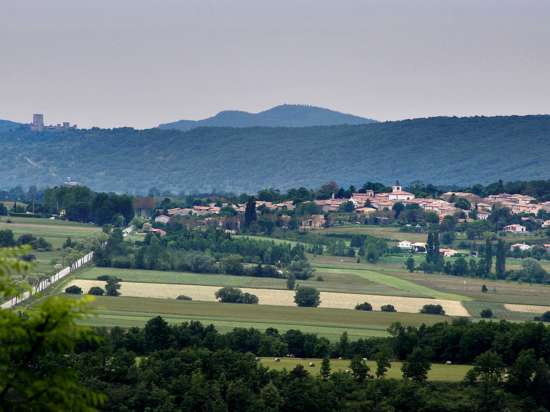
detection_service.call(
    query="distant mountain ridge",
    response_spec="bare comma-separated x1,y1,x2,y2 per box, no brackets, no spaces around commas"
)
0,115,549,193
158,104,377,130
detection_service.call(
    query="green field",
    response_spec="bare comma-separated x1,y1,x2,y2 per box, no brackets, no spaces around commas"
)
260,357,471,382
77,266,409,296
75,295,449,340
0,216,102,279
322,225,427,242
310,255,468,301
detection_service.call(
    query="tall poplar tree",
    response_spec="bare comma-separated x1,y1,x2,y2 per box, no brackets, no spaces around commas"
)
244,197,257,227
426,232,434,264
495,239,506,279
485,238,493,276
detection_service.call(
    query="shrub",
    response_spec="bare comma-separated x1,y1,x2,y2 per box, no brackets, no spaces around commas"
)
480,308,494,318
88,286,105,296
240,292,259,304
215,287,258,304
97,275,119,281
355,302,373,311
65,285,82,295
288,259,315,280
16,233,37,246
176,295,192,301
420,304,445,315
294,286,320,307
20,254,36,262
534,311,550,322
381,304,397,312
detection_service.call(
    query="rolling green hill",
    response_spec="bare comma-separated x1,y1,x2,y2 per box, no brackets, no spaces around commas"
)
1,115,549,193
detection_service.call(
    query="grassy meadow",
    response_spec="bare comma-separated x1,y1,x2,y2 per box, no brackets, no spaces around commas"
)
75,295,448,340
0,216,102,278
259,357,471,382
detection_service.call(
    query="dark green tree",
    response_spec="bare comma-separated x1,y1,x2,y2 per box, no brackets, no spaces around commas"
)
244,197,257,227
484,238,493,277
495,239,506,279
105,277,121,296
402,348,431,382
286,274,296,290
405,256,415,272
320,357,331,380
350,355,370,383
374,350,391,378
294,286,320,307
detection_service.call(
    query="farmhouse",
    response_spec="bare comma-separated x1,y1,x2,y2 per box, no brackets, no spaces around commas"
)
503,224,527,233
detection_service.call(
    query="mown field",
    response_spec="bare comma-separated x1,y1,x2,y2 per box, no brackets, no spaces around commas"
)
68,278,469,316
80,266,414,297
260,357,471,382
75,295,449,340
0,216,102,278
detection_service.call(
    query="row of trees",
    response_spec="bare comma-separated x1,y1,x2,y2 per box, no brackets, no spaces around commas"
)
42,185,134,225
95,227,315,280
416,231,549,283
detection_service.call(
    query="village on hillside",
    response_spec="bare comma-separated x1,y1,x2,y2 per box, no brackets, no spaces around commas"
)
133,182,550,258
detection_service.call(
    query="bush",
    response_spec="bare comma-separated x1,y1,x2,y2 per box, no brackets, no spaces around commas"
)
288,259,315,280
20,254,36,262
294,286,320,307
176,295,192,301
355,302,373,311
240,292,259,304
381,304,396,312
16,233,37,246
88,286,105,296
65,285,82,295
534,311,550,322
420,304,445,315
0,229,16,247
97,275,120,281
480,308,494,318
215,287,258,304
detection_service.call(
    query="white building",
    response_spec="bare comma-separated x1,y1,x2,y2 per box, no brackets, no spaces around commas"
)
510,243,531,252
388,184,415,201
154,215,171,224
398,240,413,250
503,224,527,233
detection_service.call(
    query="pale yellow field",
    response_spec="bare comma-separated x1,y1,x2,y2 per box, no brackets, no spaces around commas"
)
68,279,469,316
505,303,550,314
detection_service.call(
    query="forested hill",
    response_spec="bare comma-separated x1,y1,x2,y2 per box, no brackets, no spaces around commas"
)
0,119,22,132
1,115,549,193
158,104,376,130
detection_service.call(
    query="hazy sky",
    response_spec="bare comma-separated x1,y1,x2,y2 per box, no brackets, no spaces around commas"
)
1,0,549,128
